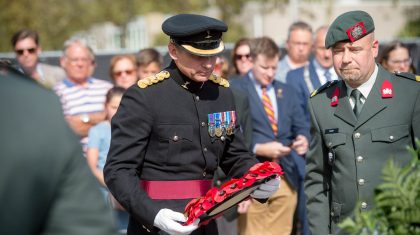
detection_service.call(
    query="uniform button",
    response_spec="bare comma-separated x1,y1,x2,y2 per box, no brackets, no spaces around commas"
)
389,135,394,140
201,122,206,127
354,132,361,139
195,96,200,101
330,212,334,216
361,202,368,209
203,171,207,177
357,156,363,163
173,135,179,141
203,147,208,152
221,136,225,141
358,179,365,186
328,142,332,147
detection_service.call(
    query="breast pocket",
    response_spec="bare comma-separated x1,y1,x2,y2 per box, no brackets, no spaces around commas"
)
157,124,193,165
324,132,347,149
371,124,409,143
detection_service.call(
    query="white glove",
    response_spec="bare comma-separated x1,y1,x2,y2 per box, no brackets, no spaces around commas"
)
251,177,281,199
153,208,199,235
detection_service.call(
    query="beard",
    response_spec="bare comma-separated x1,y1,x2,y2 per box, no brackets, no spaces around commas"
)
339,68,362,83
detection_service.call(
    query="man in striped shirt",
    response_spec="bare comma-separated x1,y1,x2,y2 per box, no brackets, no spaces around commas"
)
54,39,112,152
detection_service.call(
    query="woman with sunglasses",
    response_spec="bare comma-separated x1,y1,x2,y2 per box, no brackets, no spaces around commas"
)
109,54,139,89
229,38,253,79
378,40,416,74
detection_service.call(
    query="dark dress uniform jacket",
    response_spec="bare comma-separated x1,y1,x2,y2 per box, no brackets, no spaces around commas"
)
0,67,116,235
104,62,258,235
305,65,420,235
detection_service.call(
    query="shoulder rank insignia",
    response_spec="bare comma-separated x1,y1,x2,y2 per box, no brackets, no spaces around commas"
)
395,72,420,82
310,80,338,98
208,74,229,88
137,70,170,88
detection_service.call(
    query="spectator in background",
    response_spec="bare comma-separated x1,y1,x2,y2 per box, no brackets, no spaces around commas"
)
54,39,112,153
136,48,162,80
378,40,416,74
276,21,313,83
87,87,129,234
286,26,337,121
231,37,309,235
11,29,66,89
0,63,117,235
229,38,253,79
109,55,138,89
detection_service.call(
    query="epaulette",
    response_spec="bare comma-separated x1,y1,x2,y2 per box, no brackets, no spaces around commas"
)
208,74,229,88
395,72,420,82
310,80,338,98
137,70,170,88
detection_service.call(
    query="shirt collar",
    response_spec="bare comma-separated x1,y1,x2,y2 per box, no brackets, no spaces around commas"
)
63,77,94,88
346,64,378,99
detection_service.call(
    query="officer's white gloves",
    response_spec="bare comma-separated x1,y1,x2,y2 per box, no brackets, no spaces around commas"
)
153,208,199,235
250,177,281,199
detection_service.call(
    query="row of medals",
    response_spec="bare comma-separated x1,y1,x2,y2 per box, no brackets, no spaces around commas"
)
208,111,236,138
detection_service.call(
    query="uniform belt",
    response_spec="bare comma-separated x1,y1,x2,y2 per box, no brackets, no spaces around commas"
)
140,180,212,200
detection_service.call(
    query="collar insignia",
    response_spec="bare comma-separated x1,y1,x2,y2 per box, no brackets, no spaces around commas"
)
381,79,393,98
181,81,190,90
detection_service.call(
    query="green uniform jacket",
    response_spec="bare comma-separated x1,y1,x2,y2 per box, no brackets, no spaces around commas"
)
305,65,420,235
0,67,117,235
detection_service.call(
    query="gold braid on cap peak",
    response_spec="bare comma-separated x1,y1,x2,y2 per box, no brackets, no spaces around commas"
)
208,74,229,88
138,70,170,88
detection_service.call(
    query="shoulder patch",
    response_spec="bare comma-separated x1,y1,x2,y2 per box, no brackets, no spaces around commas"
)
310,80,338,98
395,72,420,82
137,70,170,88
208,74,229,88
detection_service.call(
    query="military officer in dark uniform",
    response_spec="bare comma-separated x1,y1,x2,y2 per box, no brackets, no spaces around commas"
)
104,14,280,235
304,11,420,235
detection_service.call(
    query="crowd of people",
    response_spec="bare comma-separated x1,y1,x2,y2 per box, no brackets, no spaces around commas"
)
2,9,419,235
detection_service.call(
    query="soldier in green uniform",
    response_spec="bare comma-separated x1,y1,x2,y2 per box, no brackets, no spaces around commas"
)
0,62,117,235
304,10,420,235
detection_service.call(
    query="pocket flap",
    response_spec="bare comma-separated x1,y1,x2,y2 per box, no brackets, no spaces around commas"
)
157,124,193,142
371,125,409,143
324,132,346,148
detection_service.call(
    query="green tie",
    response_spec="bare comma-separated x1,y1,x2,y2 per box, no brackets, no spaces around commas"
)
351,89,363,118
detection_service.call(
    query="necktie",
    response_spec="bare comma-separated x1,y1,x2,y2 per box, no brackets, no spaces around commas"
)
350,89,363,118
324,69,332,82
261,87,278,135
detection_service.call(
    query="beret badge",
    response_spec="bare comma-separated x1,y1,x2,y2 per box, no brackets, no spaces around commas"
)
346,21,367,42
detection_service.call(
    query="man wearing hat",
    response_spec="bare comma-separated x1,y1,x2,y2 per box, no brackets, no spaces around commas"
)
305,10,420,235
104,14,280,235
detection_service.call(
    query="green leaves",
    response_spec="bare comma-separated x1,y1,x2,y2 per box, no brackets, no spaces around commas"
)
340,140,420,235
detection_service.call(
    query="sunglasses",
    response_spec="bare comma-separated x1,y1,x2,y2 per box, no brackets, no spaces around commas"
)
113,69,135,77
235,54,250,60
15,47,37,56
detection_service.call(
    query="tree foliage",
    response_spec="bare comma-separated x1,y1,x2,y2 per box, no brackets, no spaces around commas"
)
339,140,420,235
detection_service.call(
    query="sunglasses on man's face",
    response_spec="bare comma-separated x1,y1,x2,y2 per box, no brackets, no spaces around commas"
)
15,47,37,56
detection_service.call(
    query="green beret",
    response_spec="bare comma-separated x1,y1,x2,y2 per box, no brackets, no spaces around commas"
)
325,10,375,49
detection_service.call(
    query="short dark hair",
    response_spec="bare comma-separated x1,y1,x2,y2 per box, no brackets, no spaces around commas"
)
105,86,126,104
137,48,162,67
250,37,280,60
11,29,39,48
287,21,312,41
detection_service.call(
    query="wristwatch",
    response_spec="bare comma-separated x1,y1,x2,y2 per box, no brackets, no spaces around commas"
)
80,114,90,124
